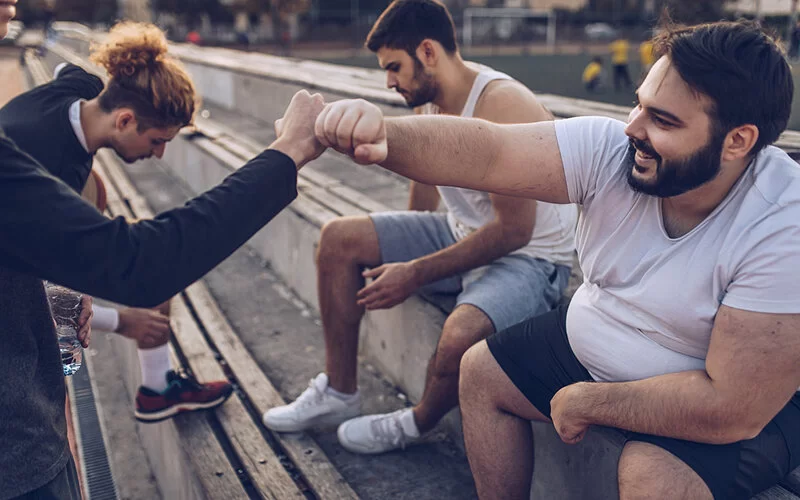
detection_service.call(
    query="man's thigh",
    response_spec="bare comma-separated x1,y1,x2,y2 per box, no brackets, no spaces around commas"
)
624,393,800,500
458,254,569,333
486,305,593,418
369,211,461,294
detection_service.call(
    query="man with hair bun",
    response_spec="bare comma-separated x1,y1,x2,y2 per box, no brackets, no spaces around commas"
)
1,21,233,425
0,7,326,497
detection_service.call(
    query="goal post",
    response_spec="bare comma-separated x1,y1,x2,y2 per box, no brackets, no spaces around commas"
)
462,8,556,51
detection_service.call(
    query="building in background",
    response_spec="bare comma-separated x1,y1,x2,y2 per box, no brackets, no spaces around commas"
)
728,0,796,16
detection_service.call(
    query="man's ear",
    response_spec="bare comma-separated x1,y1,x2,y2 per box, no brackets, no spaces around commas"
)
721,124,759,162
115,109,137,132
416,39,439,67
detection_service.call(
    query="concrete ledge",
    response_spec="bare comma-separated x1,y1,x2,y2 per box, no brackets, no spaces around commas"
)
532,426,624,500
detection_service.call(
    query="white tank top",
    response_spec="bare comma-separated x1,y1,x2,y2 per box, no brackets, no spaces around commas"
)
425,68,577,267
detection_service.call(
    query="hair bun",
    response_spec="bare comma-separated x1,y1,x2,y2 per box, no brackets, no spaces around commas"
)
90,22,169,79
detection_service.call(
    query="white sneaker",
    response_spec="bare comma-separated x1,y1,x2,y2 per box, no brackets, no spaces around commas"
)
263,373,361,432
337,408,420,454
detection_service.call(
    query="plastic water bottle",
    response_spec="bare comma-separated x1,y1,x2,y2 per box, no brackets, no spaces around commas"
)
45,284,84,376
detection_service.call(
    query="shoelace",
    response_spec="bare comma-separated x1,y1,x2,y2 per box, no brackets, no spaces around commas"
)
369,411,407,449
293,378,325,409
172,369,205,393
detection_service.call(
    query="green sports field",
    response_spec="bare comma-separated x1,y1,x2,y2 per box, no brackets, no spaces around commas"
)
319,52,800,131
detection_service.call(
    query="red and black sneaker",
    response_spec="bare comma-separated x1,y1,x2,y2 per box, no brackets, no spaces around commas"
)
134,369,234,423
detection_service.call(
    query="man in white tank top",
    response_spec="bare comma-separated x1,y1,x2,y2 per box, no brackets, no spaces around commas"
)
311,20,800,500
263,0,577,455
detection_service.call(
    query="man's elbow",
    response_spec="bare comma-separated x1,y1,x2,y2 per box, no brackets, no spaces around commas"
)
502,224,534,251
698,424,762,445
698,406,767,444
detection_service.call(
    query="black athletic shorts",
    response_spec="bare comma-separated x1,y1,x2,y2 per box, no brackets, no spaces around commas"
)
486,305,800,500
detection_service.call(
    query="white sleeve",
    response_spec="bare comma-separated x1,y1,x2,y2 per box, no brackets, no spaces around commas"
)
554,116,629,206
92,304,120,332
722,215,800,314
53,62,69,79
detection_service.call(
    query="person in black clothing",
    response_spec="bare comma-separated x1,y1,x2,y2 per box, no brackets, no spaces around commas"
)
1,21,237,425
0,8,327,499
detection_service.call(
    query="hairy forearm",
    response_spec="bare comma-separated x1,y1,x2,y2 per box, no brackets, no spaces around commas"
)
412,221,527,286
383,116,499,190
577,371,762,444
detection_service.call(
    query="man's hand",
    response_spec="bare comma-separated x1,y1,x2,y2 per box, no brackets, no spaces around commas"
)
550,382,592,445
356,262,421,310
77,295,93,348
117,307,171,349
315,98,388,165
272,90,326,169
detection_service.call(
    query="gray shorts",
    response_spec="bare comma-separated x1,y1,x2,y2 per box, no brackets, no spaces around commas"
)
370,211,571,332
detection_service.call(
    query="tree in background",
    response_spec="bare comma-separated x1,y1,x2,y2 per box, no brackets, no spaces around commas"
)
587,0,731,24
657,0,730,23
13,0,48,22
55,0,119,24
245,0,310,38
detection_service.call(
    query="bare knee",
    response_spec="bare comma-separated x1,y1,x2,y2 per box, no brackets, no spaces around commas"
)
434,306,494,375
437,327,489,378
317,217,379,268
459,341,493,400
618,442,712,500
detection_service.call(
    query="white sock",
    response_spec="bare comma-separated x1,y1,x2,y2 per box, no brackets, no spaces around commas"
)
138,344,172,392
325,386,359,403
399,408,420,438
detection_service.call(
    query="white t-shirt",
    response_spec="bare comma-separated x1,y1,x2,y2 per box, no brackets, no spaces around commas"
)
556,116,800,382
422,68,577,268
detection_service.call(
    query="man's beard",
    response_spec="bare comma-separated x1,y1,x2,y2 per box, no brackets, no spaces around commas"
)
625,129,726,198
399,58,439,108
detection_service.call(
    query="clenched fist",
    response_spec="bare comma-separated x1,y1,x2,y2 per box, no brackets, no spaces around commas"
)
272,90,327,169
315,98,388,165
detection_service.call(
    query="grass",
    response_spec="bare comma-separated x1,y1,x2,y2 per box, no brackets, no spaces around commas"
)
318,53,800,131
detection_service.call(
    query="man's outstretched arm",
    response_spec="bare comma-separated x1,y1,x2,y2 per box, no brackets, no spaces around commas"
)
315,99,571,204
0,91,325,307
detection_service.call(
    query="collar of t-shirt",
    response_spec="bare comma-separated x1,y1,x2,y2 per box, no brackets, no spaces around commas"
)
68,99,89,153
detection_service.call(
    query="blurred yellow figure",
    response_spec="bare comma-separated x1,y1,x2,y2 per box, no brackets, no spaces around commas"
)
639,39,655,76
582,56,604,92
609,37,632,91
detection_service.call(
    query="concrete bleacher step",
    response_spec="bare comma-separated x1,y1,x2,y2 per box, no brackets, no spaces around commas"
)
111,151,478,500
95,149,359,500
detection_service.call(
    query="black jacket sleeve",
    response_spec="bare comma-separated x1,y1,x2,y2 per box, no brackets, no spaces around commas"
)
0,133,298,307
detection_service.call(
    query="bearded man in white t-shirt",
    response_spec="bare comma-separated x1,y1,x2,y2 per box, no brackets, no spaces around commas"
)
305,20,800,500
263,0,577,455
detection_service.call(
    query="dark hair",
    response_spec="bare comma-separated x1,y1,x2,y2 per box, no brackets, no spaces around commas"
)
91,22,197,131
593,56,603,64
366,0,457,56
653,21,793,154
